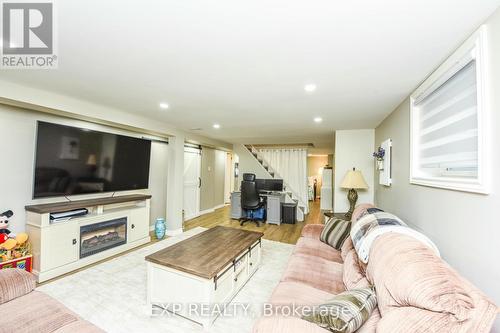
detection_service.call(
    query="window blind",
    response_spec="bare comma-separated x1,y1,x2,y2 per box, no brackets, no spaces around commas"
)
414,60,478,178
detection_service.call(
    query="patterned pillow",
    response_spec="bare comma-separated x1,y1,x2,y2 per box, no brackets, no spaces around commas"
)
302,287,377,333
320,218,351,250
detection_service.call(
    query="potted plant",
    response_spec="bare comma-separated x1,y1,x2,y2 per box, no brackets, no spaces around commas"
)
373,147,385,170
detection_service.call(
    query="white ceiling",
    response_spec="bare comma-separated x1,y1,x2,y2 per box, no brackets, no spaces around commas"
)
2,0,500,154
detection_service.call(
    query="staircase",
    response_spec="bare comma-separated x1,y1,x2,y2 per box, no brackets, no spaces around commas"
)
244,145,307,221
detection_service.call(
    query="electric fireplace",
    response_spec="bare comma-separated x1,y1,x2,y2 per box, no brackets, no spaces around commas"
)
80,218,127,258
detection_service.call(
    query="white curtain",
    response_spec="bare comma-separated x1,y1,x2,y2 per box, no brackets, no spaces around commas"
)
258,148,309,214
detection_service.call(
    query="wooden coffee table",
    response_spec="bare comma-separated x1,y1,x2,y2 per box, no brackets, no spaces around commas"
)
145,226,264,328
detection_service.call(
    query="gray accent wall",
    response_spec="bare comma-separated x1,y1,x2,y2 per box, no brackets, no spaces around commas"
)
375,8,500,326
200,147,215,211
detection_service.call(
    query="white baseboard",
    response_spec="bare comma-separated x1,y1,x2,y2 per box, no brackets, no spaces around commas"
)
183,213,201,222
213,204,226,210
166,228,184,236
199,208,215,216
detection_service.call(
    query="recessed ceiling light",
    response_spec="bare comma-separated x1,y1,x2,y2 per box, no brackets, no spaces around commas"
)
314,117,323,123
159,102,169,110
304,83,317,93
213,123,221,129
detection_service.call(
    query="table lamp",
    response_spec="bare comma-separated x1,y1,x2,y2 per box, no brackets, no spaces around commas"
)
341,167,368,220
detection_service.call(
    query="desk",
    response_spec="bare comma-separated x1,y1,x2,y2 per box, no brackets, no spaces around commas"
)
230,191,288,225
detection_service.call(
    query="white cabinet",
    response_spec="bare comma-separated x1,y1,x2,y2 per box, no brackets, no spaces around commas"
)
128,207,150,242
41,222,79,271
248,243,260,275
26,196,151,282
266,196,281,225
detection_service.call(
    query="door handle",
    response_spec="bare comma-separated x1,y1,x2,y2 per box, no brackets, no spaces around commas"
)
72,239,77,245
198,177,202,188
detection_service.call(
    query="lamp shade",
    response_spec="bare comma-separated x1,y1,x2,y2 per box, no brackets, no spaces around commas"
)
341,169,368,189
86,154,97,166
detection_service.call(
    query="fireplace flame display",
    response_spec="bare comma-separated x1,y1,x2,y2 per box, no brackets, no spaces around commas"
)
80,218,127,258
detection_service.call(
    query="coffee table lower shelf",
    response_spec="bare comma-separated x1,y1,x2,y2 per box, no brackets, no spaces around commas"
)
146,240,261,328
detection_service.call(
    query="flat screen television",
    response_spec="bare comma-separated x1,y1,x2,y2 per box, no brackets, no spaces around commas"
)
33,121,152,198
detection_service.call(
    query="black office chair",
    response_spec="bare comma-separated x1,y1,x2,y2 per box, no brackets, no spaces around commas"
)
240,173,265,227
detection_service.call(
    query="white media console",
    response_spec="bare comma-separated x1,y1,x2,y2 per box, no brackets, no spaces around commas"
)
25,194,151,282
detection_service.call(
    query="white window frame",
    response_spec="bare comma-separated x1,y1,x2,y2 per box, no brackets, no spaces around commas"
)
409,26,490,194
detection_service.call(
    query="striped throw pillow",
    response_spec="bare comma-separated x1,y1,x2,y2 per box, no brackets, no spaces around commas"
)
320,218,351,250
302,287,377,333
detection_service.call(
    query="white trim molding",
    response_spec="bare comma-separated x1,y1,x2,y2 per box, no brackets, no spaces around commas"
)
213,204,226,210
409,26,490,194
199,208,215,216
165,228,184,237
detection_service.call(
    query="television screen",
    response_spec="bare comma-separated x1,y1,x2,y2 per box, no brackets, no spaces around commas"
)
34,121,152,198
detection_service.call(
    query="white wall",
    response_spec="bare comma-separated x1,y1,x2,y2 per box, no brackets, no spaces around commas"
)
334,129,375,213
375,8,500,331
232,144,272,191
0,80,232,234
0,105,168,232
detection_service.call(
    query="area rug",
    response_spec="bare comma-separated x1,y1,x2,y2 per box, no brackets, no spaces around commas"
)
37,227,294,333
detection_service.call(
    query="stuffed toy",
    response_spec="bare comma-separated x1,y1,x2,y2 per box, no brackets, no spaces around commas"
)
0,210,13,236
0,210,29,252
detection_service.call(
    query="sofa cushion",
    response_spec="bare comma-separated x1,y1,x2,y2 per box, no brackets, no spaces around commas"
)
367,233,474,321
320,218,351,250
375,306,457,333
269,281,335,311
253,316,329,333
0,291,81,333
340,236,353,262
294,237,343,263
54,320,104,333
301,287,378,333
356,307,381,333
301,224,325,239
281,254,345,294
343,249,369,290
0,268,36,305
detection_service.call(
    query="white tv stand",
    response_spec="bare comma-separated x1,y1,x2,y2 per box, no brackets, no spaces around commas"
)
25,194,151,282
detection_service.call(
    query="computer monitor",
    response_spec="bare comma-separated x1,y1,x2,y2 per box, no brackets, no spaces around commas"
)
256,178,283,192
255,178,266,191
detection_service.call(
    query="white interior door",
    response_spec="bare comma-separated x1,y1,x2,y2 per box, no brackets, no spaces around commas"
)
183,147,201,221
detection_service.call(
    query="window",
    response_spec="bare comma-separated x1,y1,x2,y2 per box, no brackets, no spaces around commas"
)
410,27,489,193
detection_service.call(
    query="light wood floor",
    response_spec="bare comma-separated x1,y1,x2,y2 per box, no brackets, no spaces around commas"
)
184,200,323,245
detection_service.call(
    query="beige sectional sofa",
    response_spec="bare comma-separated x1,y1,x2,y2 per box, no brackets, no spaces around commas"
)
253,205,499,333
0,268,103,333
